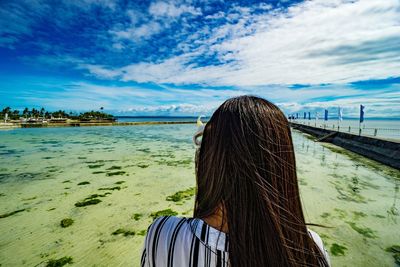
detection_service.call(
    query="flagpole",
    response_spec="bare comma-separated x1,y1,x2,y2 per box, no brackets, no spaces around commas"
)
359,106,361,136
359,104,364,136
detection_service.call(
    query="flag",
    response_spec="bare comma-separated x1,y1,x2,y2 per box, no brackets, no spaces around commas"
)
324,109,328,121
308,112,311,120
360,105,365,123
338,107,343,121
304,112,306,119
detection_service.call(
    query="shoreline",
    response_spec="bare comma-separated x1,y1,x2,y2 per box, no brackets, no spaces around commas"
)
0,121,197,129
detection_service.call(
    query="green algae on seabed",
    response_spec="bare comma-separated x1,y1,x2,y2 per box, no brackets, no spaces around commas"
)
46,256,73,267
137,148,150,153
22,196,37,201
299,179,308,186
62,180,71,183
137,230,147,236
150,209,178,220
330,243,348,256
0,208,25,218
74,198,102,207
330,181,367,203
115,181,125,184
352,211,367,220
98,186,121,191
394,253,400,265
106,171,126,176
92,171,105,174
323,143,400,179
85,193,111,199
107,165,122,170
320,212,330,219
155,158,193,167
166,187,195,202
60,218,74,228
385,245,400,253
88,164,104,169
385,245,400,265
334,208,348,219
137,164,149,168
132,213,142,221
346,221,377,238
112,228,135,236
77,181,90,185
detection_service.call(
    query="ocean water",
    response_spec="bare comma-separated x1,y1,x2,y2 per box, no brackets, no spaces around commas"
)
116,116,206,123
0,124,399,267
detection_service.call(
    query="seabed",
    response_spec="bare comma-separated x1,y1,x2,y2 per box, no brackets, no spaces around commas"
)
0,124,399,266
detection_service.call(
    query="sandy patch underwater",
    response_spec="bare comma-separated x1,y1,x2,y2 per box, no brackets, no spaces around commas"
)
0,125,399,266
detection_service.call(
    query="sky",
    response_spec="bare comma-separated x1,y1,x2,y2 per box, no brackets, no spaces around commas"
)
0,0,399,118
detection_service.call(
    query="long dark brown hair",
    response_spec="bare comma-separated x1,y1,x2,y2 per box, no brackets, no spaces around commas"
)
194,96,329,267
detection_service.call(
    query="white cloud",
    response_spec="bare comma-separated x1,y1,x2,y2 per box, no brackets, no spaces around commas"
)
110,1,202,43
79,64,121,79
149,1,202,18
110,21,163,41
91,0,400,86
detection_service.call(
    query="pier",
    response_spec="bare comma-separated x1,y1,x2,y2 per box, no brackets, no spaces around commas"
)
290,122,400,170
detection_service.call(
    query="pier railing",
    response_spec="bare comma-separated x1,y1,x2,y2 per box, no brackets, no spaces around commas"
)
290,120,400,141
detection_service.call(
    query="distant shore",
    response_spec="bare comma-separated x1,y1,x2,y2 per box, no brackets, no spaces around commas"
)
0,120,197,129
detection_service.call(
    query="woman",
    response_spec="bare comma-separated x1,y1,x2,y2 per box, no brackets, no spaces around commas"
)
141,96,330,267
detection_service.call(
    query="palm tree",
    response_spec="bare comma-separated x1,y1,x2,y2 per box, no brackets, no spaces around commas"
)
23,107,29,118
12,110,20,119
2,107,11,114
31,108,38,118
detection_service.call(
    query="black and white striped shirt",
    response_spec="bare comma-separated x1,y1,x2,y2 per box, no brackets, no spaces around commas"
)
141,216,329,267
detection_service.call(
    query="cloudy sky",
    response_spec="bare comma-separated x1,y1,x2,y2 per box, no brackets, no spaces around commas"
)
0,0,399,117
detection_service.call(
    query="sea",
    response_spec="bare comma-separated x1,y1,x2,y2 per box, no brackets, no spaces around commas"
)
0,118,399,266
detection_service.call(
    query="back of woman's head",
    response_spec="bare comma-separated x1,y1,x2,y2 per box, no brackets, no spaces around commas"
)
194,95,328,267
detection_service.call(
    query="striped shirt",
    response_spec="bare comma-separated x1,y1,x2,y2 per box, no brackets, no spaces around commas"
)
141,216,330,267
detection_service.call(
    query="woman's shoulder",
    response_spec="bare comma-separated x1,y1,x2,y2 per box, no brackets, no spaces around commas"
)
146,216,191,241
308,229,324,247
308,229,331,265
148,215,189,229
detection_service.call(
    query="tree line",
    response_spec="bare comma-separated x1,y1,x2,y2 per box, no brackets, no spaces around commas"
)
0,107,114,121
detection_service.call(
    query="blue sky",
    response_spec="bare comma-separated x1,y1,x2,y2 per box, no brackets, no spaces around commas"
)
0,0,399,117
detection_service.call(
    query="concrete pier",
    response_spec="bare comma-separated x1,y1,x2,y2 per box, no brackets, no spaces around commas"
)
290,122,400,170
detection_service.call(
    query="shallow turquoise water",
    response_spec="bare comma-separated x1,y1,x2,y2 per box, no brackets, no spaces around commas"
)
0,125,399,266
